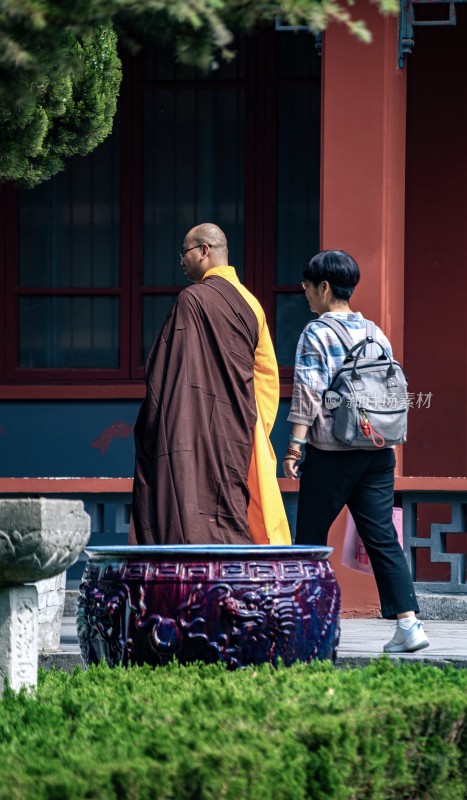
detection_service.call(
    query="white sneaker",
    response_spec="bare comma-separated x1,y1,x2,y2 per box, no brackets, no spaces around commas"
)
383,620,430,653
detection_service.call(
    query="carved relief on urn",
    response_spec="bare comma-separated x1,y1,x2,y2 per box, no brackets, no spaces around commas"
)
77,545,341,668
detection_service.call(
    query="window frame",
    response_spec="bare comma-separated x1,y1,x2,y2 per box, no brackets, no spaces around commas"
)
0,31,320,398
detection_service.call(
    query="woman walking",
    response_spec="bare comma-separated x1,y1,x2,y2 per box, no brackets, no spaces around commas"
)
283,249,429,653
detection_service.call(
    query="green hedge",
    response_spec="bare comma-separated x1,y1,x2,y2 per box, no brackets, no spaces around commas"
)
0,659,466,800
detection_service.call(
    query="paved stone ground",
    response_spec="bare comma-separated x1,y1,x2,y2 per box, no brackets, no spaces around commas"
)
337,618,467,668
38,617,467,672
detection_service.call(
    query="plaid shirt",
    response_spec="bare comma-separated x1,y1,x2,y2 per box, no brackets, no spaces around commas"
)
288,311,393,450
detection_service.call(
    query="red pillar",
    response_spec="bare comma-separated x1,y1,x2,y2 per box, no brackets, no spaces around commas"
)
320,5,407,616
321,4,406,365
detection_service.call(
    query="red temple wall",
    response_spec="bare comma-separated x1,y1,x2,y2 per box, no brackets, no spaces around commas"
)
321,1,467,612
404,7,467,477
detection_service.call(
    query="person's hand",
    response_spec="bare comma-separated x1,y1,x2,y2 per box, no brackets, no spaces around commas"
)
282,450,301,479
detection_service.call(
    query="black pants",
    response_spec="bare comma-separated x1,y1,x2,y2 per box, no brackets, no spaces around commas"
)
296,445,419,619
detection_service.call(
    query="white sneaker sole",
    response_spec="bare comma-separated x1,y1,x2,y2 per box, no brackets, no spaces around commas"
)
383,639,430,654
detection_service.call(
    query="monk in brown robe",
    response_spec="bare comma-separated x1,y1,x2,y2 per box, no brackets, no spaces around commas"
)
129,223,290,546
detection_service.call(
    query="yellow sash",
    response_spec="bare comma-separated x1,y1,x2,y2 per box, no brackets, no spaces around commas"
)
203,266,291,545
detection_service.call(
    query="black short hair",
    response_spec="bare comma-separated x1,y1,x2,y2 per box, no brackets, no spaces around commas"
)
303,250,360,301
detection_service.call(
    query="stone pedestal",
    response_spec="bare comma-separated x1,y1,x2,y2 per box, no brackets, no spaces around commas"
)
0,498,90,691
0,499,90,585
35,571,67,652
0,585,38,693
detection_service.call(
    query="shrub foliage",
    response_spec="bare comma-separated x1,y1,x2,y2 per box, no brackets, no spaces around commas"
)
0,26,121,187
0,659,466,799
0,0,400,82
0,0,399,187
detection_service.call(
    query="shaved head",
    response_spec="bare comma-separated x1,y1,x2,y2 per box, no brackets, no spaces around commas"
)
181,222,229,281
186,223,228,256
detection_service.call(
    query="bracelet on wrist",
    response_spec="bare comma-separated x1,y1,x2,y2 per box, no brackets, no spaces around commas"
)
284,448,302,461
289,434,307,445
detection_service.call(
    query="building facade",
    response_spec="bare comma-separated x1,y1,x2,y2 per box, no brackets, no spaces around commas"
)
1,0,466,610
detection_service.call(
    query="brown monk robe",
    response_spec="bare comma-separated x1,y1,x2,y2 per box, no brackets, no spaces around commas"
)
129,225,260,545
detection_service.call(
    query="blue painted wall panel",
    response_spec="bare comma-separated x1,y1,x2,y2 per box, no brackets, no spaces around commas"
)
0,401,138,477
0,398,293,478
270,399,291,464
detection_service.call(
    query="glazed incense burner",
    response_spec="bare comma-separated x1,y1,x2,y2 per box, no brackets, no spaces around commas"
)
77,545,340,669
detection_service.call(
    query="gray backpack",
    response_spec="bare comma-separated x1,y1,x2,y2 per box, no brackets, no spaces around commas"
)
320,318,408,448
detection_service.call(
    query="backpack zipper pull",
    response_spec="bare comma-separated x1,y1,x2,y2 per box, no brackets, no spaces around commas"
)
359,409,371,437
359,409,386,447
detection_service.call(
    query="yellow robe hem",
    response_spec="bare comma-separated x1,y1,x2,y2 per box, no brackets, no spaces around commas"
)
203,266,291,545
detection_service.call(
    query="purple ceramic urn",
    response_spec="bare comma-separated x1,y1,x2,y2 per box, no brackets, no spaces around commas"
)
77,545,340,668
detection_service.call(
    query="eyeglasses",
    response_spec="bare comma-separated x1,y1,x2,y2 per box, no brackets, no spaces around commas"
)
179,244,202,260
179,242,218,261
301,281,311,290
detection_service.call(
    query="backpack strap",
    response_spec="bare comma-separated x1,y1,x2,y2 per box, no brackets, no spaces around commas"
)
317,316,382,360
365,321,379,358
315,317,362,355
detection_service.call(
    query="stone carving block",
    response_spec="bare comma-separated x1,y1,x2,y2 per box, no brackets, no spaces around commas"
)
0,499,91,586
0,585,38,693
35,571,67,652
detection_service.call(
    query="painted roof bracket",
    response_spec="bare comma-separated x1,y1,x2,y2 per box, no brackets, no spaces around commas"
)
399,0,467,68
274,17,322,54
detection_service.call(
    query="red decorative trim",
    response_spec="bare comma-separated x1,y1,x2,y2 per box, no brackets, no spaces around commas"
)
1,476,466,495
0,385,145,400
0,478,134,493
278,478,299,492
394,476,467,492
6,368,130,382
